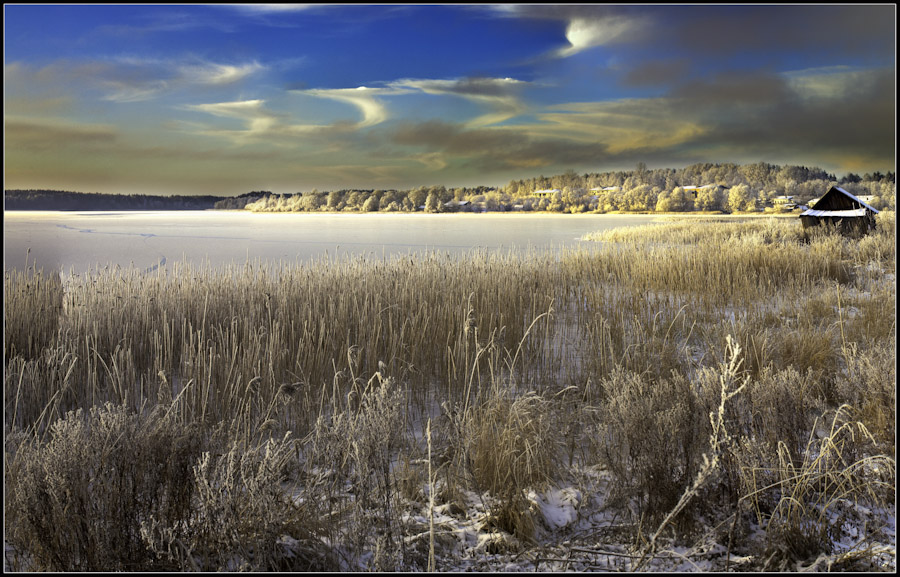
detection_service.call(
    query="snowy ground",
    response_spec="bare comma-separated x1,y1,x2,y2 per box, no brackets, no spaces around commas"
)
402,469,896,572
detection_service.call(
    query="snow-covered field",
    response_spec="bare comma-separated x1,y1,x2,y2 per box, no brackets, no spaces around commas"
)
5,463,895,572
411,469,896,572
277,453,894,572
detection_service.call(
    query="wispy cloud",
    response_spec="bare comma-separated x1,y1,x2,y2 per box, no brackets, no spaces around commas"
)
181,75,529,148
301,86,397,128
391,77,528,127
393,77,525,99
181,99,285,143
292,76,530,130
101,77,170,103
384,91,708,174
181,97,363,145
97,9,236,36
178,61,265,85
8,56,267,104
533,99,706,153
219,4,330,29
185,99,269,119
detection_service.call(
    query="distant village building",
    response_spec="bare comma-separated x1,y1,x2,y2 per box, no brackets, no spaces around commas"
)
799,186,879,236
443,199,471,212
773,195,796,209
533,189,561,198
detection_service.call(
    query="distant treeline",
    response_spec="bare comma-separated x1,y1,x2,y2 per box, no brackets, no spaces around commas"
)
5,162,896,213
3,189,244,211
240,162,896,215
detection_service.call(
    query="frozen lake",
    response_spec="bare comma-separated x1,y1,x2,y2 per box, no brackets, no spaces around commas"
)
4,211,660,273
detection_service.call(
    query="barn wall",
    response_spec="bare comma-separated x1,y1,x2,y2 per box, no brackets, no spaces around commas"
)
800,214,875,236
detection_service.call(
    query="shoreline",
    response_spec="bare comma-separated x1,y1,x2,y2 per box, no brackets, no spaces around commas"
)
4,208,800,218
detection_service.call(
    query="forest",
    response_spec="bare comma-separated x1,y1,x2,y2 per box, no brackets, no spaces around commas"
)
4,162,895,214
3,189,226,211
235,162,896,214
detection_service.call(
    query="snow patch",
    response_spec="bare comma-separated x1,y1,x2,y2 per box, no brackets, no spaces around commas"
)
527,486,583,530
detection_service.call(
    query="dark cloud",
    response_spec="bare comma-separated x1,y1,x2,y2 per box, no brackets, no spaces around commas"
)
389,120,614,171
505,5,893,71
668,71,795,108
657,5,894,61
391,121,518,160
397,63,895,177
387,57,894,175
5,119,118,150
660,67,895,170
622,59,691,88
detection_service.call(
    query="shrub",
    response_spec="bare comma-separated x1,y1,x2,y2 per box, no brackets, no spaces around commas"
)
598,368,704,524
303,366,409,570
184,432,335,571
834,341,896,447
464,386,562,541
742,406,895,570
5,403,201,571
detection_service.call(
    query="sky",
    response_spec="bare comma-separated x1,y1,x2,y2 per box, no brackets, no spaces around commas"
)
3,3,896,196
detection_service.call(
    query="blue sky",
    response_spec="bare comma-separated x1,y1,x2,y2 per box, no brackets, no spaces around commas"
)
4,4,896,196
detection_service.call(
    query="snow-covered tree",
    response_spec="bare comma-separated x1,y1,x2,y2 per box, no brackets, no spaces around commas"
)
425,192,441,213
727,184,757,212
695,185,724,212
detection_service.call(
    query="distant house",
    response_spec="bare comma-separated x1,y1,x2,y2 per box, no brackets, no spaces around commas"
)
533,189,561,198
773,195,796,210
443,199,472,212
799,186,879,235
591,186,621,193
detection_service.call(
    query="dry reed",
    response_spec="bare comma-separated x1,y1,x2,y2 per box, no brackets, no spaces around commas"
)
4,214,894,570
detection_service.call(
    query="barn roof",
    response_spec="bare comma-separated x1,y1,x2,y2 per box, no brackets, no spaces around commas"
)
803,186,879,215
800,208,870,218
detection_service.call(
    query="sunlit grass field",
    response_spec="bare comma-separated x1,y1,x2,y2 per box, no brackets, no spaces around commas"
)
4,213,895,571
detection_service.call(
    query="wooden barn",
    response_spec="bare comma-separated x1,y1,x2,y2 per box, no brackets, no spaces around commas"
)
799,186,879,236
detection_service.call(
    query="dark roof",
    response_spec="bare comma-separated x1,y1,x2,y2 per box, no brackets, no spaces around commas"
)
804,186,879,215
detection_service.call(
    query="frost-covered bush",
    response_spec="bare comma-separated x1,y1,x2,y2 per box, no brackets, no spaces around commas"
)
5,403,200,571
